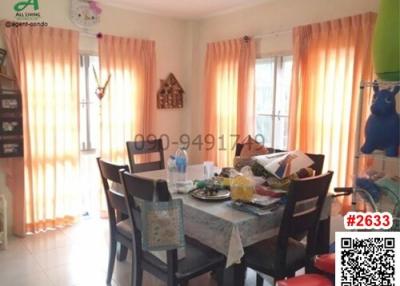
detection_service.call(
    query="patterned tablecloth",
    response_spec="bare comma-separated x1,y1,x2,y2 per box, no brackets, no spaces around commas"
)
175,194,283,266
136,164,332,267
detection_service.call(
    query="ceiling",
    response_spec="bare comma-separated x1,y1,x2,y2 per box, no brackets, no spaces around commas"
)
100,0,272,19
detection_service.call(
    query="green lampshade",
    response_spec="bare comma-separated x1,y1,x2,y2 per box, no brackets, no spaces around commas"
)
373,0,400,81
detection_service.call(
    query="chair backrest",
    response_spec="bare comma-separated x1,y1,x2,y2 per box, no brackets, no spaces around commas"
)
97,158,130,225
305,153,325,175
120,171,182,279
276,171,333,270
119,171,171,238
126,139,165,173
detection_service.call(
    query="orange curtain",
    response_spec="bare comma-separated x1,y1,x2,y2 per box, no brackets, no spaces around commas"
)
1,24,80,233
204,38,255,167
98,35,156,163
289,13,376,212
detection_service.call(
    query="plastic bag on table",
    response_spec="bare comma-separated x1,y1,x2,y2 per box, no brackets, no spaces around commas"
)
141,199,185,251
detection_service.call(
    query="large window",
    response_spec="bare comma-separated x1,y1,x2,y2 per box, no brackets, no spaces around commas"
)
79,54,100,217
79,54,100,152
255,55,292,150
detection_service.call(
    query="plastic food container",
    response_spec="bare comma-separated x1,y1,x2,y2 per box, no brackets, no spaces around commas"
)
230,175,255,202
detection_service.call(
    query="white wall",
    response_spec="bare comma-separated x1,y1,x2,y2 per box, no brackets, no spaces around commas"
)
186,0,379,163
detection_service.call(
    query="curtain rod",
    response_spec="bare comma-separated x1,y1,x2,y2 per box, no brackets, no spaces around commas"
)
80,30,291,41
80,31,103,39
252,29,291,39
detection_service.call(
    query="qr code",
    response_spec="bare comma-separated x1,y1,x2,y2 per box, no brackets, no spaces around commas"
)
336,232,399,286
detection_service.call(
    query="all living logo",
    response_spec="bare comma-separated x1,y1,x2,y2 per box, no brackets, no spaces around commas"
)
14,0,41,20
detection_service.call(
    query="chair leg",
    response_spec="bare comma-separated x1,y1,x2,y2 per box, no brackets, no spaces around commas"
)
167,279,178,286
131,256,143,286
107,238,117,284
256,273,264,286
233,262,247,285
216,266,225,286
134,268,143,286
117,243,128,261
167,274,178,286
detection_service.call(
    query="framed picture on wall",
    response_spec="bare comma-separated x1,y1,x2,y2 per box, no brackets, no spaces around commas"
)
0,139,23,157
0,90,22,113
0,117,22,136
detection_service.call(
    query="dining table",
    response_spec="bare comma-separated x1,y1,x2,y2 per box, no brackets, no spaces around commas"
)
134,164,333,286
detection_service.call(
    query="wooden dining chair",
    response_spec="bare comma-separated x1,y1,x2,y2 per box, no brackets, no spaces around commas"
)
267,150,326,243
243,171,334,286
126,138,165,173
97,158,132,284
119,171,226,286
305,154,325,175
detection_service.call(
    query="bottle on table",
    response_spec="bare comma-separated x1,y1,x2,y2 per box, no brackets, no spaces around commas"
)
167,155,176,187
175,146,188,183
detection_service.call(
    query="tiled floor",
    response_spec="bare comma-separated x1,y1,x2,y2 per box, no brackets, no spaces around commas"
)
0,205,344,286
0,218,262,286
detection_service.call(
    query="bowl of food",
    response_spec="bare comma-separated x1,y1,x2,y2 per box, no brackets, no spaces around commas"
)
190,178,230,201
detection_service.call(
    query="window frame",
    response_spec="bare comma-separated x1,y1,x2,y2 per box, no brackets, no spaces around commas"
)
79,52,99,153
255,53,292,150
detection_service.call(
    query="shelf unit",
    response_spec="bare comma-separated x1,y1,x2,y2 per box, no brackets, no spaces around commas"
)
0,72,15,82
354,80,400,230
353,80,400,180
0,194,7,250
0,73,23,158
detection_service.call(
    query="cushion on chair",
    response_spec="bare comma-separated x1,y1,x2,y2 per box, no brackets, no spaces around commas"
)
244,236,306,275
116,220,132,238
277,274,333,286
314,253,335,274
143,237,225,280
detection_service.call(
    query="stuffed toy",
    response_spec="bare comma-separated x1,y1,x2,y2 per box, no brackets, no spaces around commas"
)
360,84,400,157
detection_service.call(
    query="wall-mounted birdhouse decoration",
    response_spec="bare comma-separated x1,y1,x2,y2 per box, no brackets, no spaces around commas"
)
157,73,184,109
